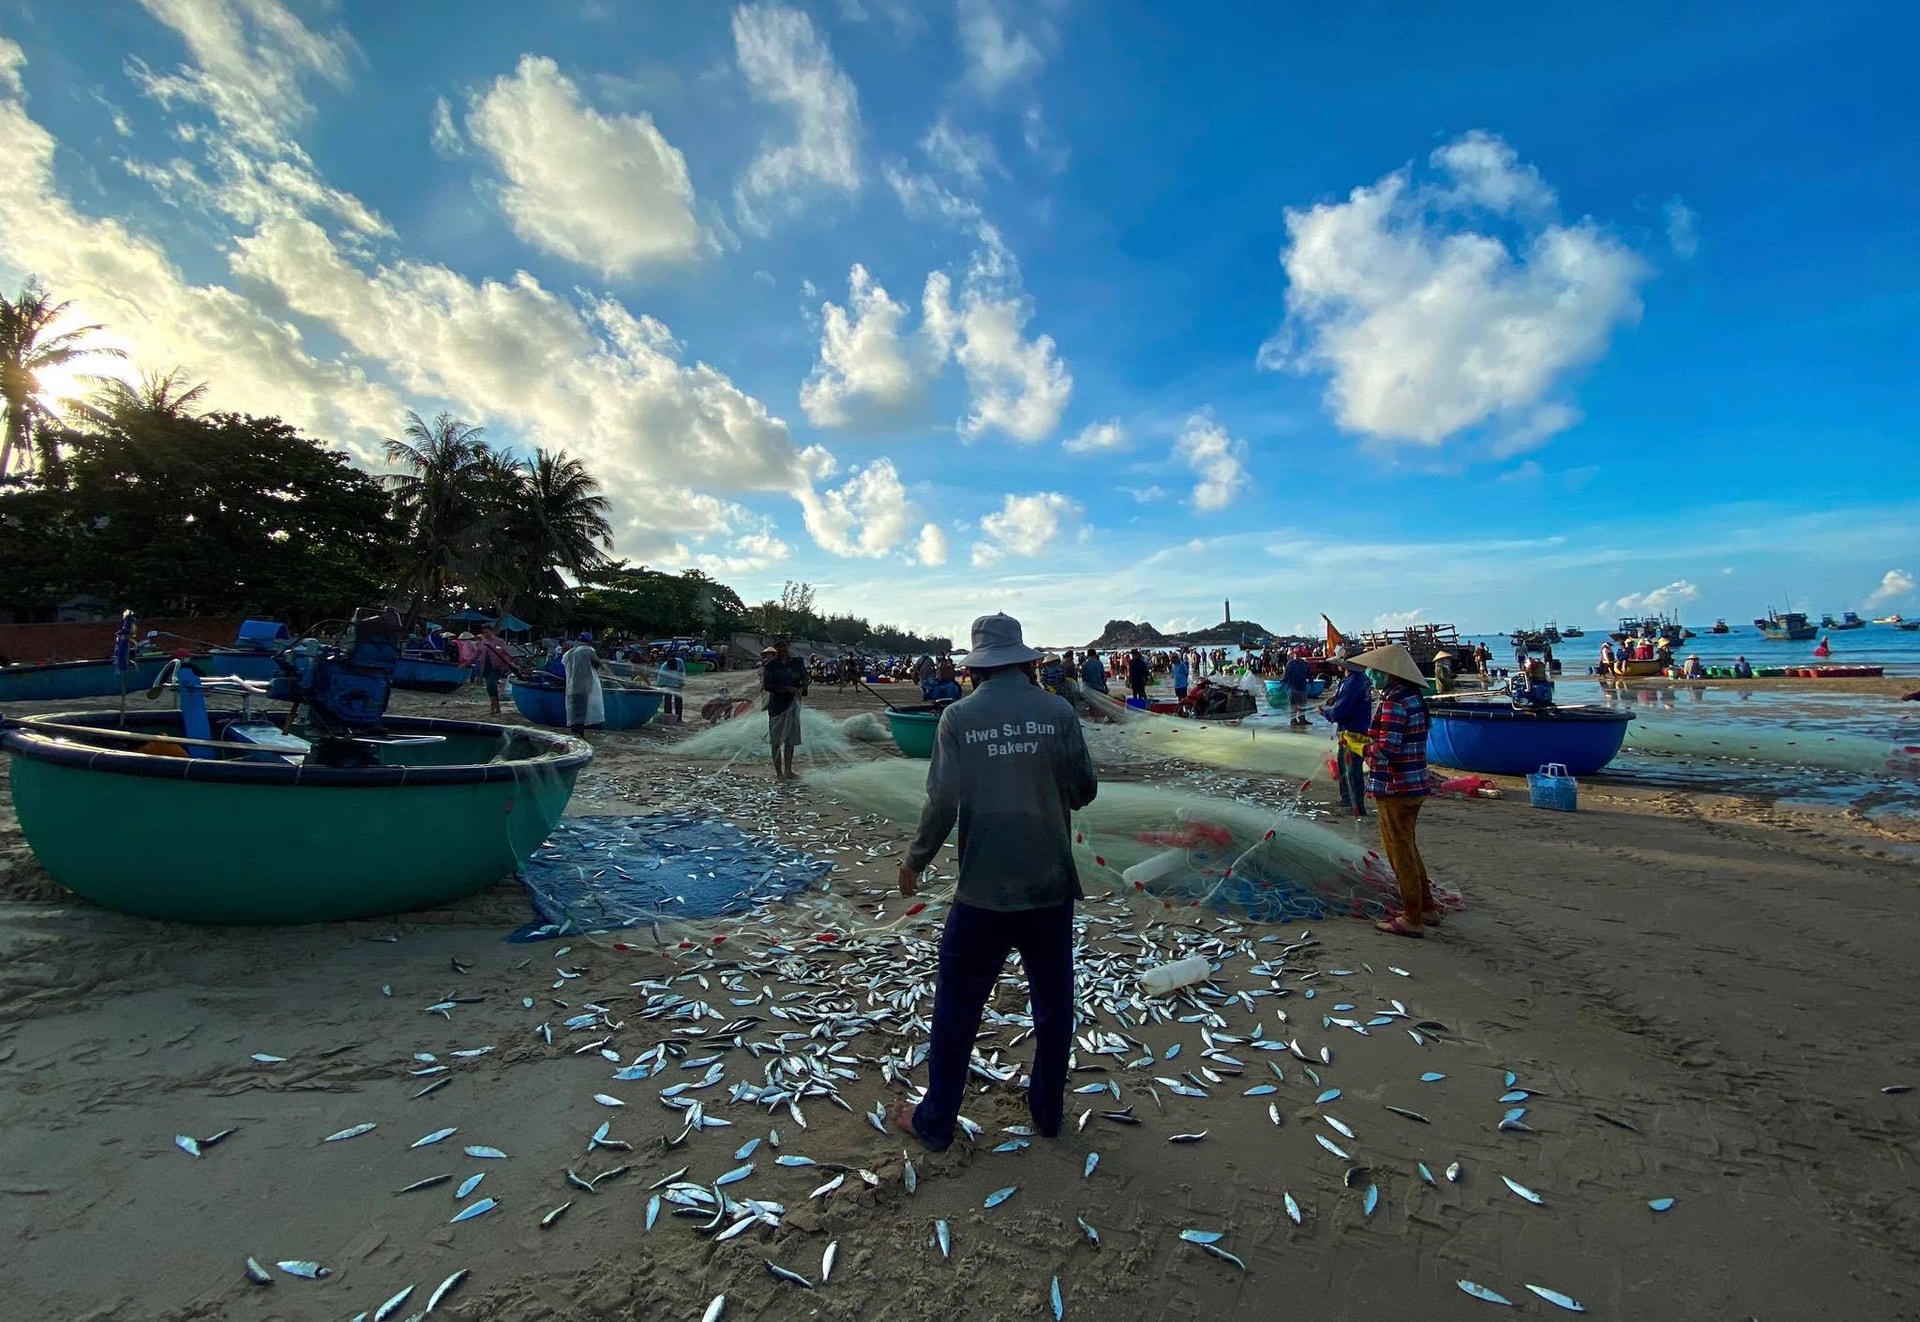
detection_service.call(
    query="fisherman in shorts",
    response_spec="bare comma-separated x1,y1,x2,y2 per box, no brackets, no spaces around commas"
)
762,638,809,780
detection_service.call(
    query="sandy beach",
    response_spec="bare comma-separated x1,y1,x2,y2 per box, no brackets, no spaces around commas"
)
2,674,1917,1322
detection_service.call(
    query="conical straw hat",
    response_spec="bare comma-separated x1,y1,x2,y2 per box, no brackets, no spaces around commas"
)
1350,643,1425,687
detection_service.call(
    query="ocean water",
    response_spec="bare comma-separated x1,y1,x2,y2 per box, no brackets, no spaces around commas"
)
1462,623,1920,677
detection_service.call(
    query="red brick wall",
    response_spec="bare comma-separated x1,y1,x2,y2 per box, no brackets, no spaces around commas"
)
0,617,256,665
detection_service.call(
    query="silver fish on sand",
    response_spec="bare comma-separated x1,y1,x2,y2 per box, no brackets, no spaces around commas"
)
449,1197,497,1223
276,1260,329,1279
1647,1197,1675,1212
412,1127,457,1148
1051,1274,1063,1320
903,1157,918,1194
702,1297,726,1322
251,1053,286,1063
765,1260,813,1290
372,1284,414,1321
1179,1229,1223,1244
936,1219,952,1260
543,1201,572,1228
821,1240,838,1284
396,1173,451,1195
984,1185,1017,1209
1363,1184,1379,1217
593,1093,625,1107
1417,1162,1437,1187
1084,1152,1099,1178
1284,1191,1303,1225
645,1194,660,1230
1315,1134,1350,1160
464,1145,508,1159
324,1123,376,1142
1077,1214,1100,1247
244,1257,272,1285
1525,1284,1587,1313
427,1268,469,1311
1446,1161,1463,1183
174,1135,200,1158
1458,1280,1513,1305
1500,1175,1544,1205
456,1173,485,1199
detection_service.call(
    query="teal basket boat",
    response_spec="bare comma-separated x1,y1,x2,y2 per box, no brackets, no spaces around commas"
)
1,711,590,924
884,705,942,758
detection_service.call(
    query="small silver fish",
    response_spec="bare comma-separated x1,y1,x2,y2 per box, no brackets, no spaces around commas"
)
734,1138,760,1160
903,1157,917,1193
1077,1214,1100,1247
821,1240,838,1284
775,1154,816,1168
593,1094,625,1107
645,1194,660,1230
1417,1162,1437,1187
1385,1106,1430,1124
324,1123,376,1142
765,1260,813,1289
464,1145,508,1159
412,1128,457,1149
1323,1116,1354,1139
174,1134,200,1159
426,1268,468,1311
1315,1134,1349,1160
936,1219,951,1259
1363,1184,1379,1217
1179,1229,1224,1244
1446,1161,1463,1183
251,1053,286,1063
1316,1088,1341,1104
1525,1284,1587,1312
702,1297,726,1322
413,1077,451,1099
396,1173,451,1195
1199,1242,1246,1270
1284,1191,1302,1225
542,1201,572,1228
244,1257,272,1285
276,1260,329,1279
1647,1197,1675,1212
372,1284,414,1321
809,1174,844,1199
1084,1152,1099,1178
1457,1280,1513,1305
1169,1131,1207,1144
1244,1084,1277,1097
1269,1102,1283,1127
1051,1274,1063,1320
1421,1072,1446,1082
984,1185,1017,1209
456,1172,485,1199
449,1197,497,1224
715,1164,754,1186
1500,1175,1544,1205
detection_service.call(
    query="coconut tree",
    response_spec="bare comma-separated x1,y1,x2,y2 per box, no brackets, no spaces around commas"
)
0,280,127,476
484,447,614,626
78,366,211,430
382,410,490,624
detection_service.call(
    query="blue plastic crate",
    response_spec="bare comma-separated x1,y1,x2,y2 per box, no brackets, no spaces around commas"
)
1526,762,1578,812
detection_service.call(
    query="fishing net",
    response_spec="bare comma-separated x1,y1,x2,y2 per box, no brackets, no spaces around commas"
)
1622,719,1920,779
1068,680,1335,786
839,711,891,744
668,704,863,768
804,761,1462,924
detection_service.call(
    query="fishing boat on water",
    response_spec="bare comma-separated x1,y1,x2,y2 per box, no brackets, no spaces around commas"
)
1754,608,1817,641
1820,611,1867,630
1354,623,1463,676
1708,619,1731,634
1609,614,1686,646
1559,624,1585,638
1872,614,1904,625
0,608,589,924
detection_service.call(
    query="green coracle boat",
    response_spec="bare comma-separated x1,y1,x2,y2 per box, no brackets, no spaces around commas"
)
1,711,590,924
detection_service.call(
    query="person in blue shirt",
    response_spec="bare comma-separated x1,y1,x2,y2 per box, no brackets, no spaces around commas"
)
1080,650,1109,694
1732,656,1754,679
1320,661,1373,817
922,658,964,704
1171,654,1191,703
1281,649,1315,727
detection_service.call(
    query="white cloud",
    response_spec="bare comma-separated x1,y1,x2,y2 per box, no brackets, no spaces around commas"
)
921,114,1000,184
465,55,707,277
1864,569,1914,608
1373,608,1428,629
1178,413,1250,511
971,491,1080,566
1122,485,1167,504
923,268,1070,443
1261,130,1648,454
956,0,1043,98
129,0,389,237
1062,419,1127,453
732,4,861,235
429,94,464,156
1601,580,1699,615
0,38,25,97
799,264,924,429
1664,196,1699,259
694,528,792,576
915,522,950,566
795,458,920,558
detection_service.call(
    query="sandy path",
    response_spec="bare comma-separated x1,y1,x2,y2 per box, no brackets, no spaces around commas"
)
0,679,1915,1320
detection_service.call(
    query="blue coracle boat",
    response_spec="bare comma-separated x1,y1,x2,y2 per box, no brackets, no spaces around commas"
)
391,654,473,693
1425,698,1634,776
0,619,292,702
509,674,663,730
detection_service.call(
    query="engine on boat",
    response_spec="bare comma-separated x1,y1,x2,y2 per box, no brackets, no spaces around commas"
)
267,607,402,766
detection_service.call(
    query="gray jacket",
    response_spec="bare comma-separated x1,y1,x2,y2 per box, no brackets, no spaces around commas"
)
906,670,1099,911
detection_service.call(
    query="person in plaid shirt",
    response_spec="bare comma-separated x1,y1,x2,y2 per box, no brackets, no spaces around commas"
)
1352,643,1440,937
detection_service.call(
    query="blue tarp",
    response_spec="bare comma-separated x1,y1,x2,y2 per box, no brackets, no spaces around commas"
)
515,812,833,938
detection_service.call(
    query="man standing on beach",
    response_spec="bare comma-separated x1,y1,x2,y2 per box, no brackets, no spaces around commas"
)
1126,648,1150,703
762,638,809,780
1353,643,1439,937
892,612,1099,1151
1320,659,1373,818
1282,646,1314,726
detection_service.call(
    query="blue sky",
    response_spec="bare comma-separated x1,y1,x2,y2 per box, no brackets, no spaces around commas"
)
1,0,1914,643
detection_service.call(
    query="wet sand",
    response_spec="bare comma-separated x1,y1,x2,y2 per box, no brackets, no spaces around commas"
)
1,677,1917,1321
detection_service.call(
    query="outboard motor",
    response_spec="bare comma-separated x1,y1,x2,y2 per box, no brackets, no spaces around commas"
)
268,607,403,765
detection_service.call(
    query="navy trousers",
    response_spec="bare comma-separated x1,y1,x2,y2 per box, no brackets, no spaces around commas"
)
911,900,1075,1150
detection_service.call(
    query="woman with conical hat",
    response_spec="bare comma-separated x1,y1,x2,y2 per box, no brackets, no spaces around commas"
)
1352,643,1441,937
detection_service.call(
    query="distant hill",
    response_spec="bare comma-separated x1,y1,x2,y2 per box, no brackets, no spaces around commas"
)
1086,617,1310,650
1178,617,1279,646
1087,619,1174,649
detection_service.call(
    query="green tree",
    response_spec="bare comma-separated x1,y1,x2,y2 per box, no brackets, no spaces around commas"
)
0,280,127,476
383,410,490,623
484,447,613,627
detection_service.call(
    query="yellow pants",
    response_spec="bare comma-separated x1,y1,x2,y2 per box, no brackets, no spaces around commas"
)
1375,795,1433,920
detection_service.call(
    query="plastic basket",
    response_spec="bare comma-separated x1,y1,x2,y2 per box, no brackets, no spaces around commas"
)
1526,762,1578,812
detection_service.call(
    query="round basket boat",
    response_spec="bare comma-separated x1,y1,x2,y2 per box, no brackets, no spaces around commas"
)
0,712,591,924
509,675,664,730
1425,699,1634,777
884,705,942,758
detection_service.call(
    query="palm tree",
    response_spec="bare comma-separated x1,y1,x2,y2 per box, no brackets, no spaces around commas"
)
484,448,614,624
0,280,127,475
383,410,490,624
77,366,211,430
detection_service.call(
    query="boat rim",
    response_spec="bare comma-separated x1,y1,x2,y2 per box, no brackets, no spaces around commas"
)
0,711,592,787
1426,699,1634,724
